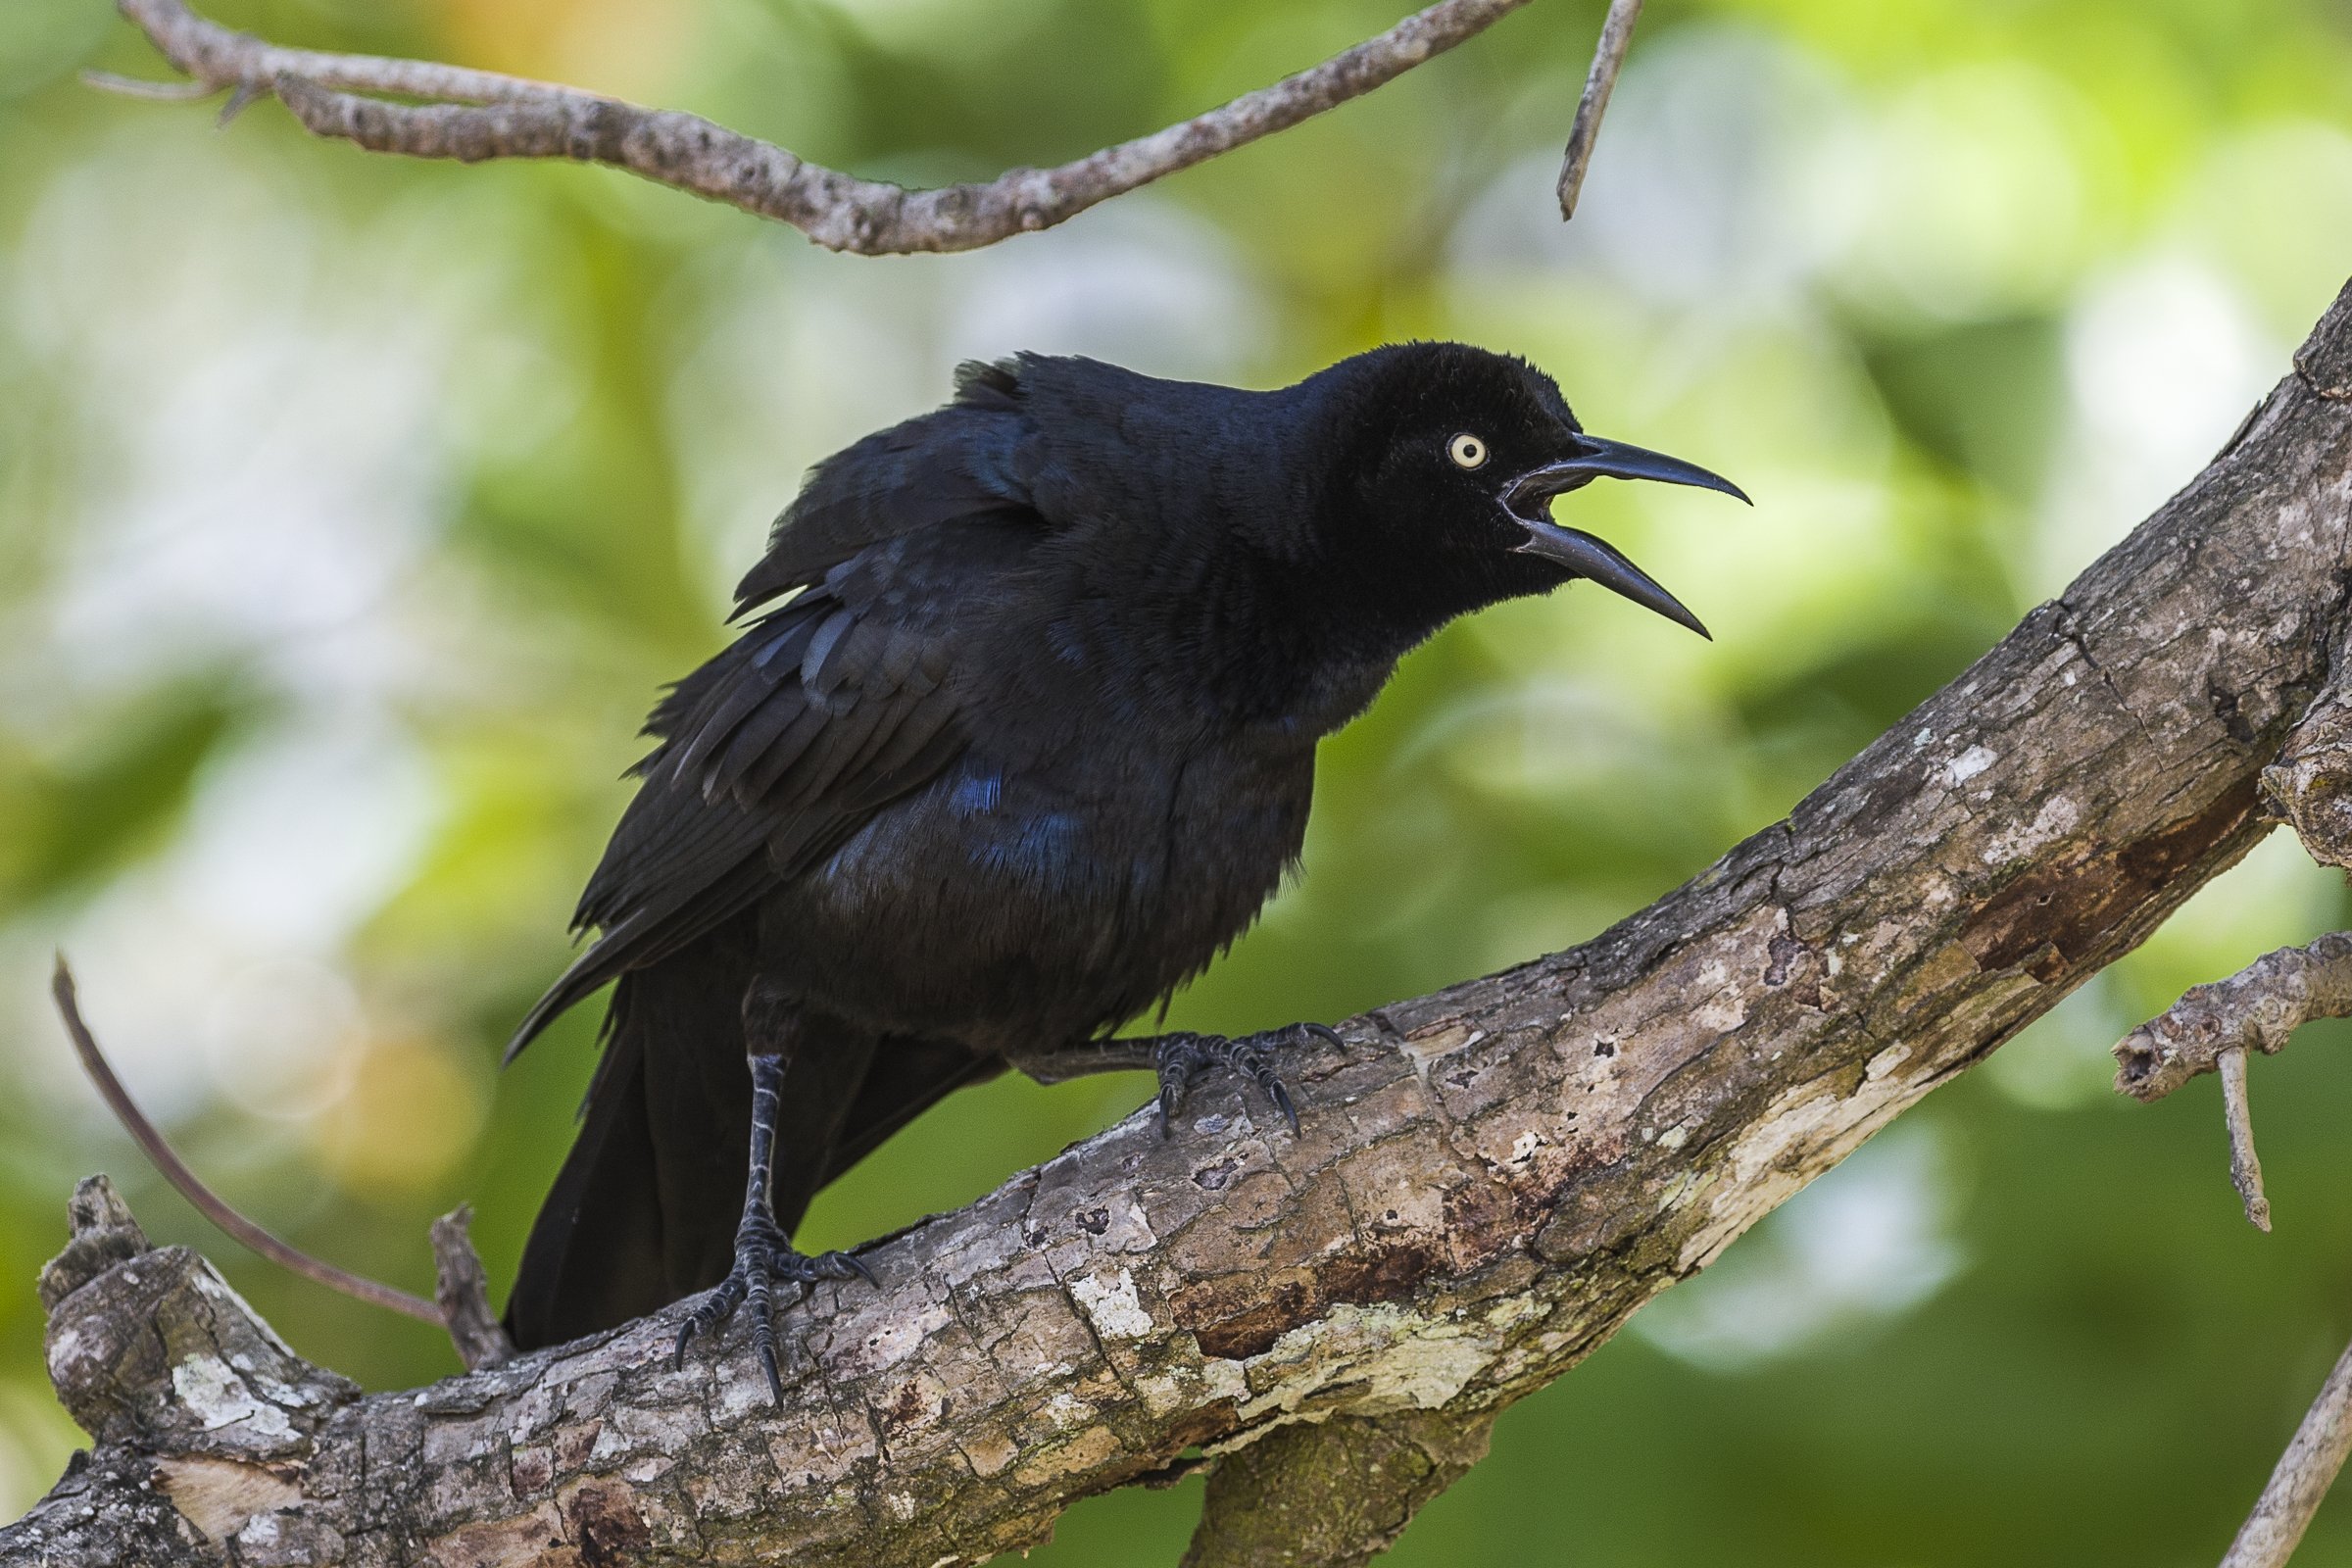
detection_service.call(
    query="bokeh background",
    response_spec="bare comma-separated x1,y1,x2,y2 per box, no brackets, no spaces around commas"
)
4,0,2352,1561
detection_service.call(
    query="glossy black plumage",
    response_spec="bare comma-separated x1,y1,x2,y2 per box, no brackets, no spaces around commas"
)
502,344,1743,1355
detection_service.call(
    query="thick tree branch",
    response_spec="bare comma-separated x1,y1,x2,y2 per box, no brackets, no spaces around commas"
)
2262,685,2352,872
7,278,2351,1566
107,0,1539,254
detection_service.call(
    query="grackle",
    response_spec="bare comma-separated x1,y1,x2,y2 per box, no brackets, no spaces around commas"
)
501,344,1745,1395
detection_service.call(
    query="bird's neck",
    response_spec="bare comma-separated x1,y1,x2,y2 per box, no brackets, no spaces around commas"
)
1117,523,1478,737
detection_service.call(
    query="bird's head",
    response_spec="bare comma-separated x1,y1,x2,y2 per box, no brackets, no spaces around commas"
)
1308,342,1747,639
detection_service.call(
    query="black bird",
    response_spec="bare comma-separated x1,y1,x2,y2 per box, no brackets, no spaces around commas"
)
502,343,1744,1391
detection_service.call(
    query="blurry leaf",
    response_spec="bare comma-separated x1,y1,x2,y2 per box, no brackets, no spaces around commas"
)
311,1033,490,1196
1731,602,2008,750
0,680,252,906
1859,313,2067,496
0,0,111,100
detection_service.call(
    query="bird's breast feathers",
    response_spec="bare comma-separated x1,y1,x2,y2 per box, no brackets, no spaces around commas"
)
767,736,1312,1047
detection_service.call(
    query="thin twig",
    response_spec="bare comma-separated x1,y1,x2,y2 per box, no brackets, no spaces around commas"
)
2219,1330,2352,1568
215,81,261,127
2114,933,2352,1102
2115,935,2352,1232
1555,0,1642,219
430,1206,514,1370
112,0,1538,256
49,956,443,1328
2218,1047,2272,1232
78,69,217,101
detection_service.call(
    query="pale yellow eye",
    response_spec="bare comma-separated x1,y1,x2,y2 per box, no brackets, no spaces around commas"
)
1448,432,1488,469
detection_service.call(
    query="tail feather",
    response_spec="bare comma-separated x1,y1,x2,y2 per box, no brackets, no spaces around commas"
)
503,857,771,1067
817,1039,1004,1191
505,913,760,1350
501,1012,670,1348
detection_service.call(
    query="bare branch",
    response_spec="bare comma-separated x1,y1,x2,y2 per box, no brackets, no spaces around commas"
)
1556,0,1643,219
49,956,444,1328
2137,605,2352,1230
114,0,1537,255
431,1206,515,1372
2112,933,2352,1102
2219,1329,2352,1568
11,277,2352,1568
2112,933,2352,1230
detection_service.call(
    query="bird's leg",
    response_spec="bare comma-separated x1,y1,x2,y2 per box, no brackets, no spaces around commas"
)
671,1051,873,1402
1010,1022,1346,1137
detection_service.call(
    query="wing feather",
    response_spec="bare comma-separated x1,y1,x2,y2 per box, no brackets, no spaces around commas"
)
509,364,1056,1062
511,563,999,1059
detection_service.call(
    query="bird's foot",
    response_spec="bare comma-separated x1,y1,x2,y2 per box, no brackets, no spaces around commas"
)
671,1207,873,1402
1153,1022,1344,1138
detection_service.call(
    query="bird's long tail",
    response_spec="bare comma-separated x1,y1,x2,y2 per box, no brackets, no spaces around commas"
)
504,915,761,1351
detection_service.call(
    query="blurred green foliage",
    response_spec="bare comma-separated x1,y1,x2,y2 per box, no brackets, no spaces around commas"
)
4,0,2352,1561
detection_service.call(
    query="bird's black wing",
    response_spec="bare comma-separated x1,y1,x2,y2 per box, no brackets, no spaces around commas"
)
505,370,1044,1061
732,357,1033,614
505,363,1095,1348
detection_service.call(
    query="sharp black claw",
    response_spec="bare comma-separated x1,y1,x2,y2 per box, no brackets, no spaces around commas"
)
1156,1038,1198,1137
1269,1077,1299,1136
1150,1026,1317,1139
670,1211,869,1399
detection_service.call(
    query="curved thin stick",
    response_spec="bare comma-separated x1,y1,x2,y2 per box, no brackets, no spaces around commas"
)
111,0,1538,256
49,956,443,1327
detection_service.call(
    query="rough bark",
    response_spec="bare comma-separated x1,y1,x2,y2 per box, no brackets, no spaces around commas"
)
1181,1410,1495,1568
7,284,2352,1566
2262,684,2352,871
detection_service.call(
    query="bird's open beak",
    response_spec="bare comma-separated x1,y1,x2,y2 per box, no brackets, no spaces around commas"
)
1502,435,1749,640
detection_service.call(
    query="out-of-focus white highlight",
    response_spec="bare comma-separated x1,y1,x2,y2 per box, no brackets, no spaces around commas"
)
1634,1124,1965,1372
